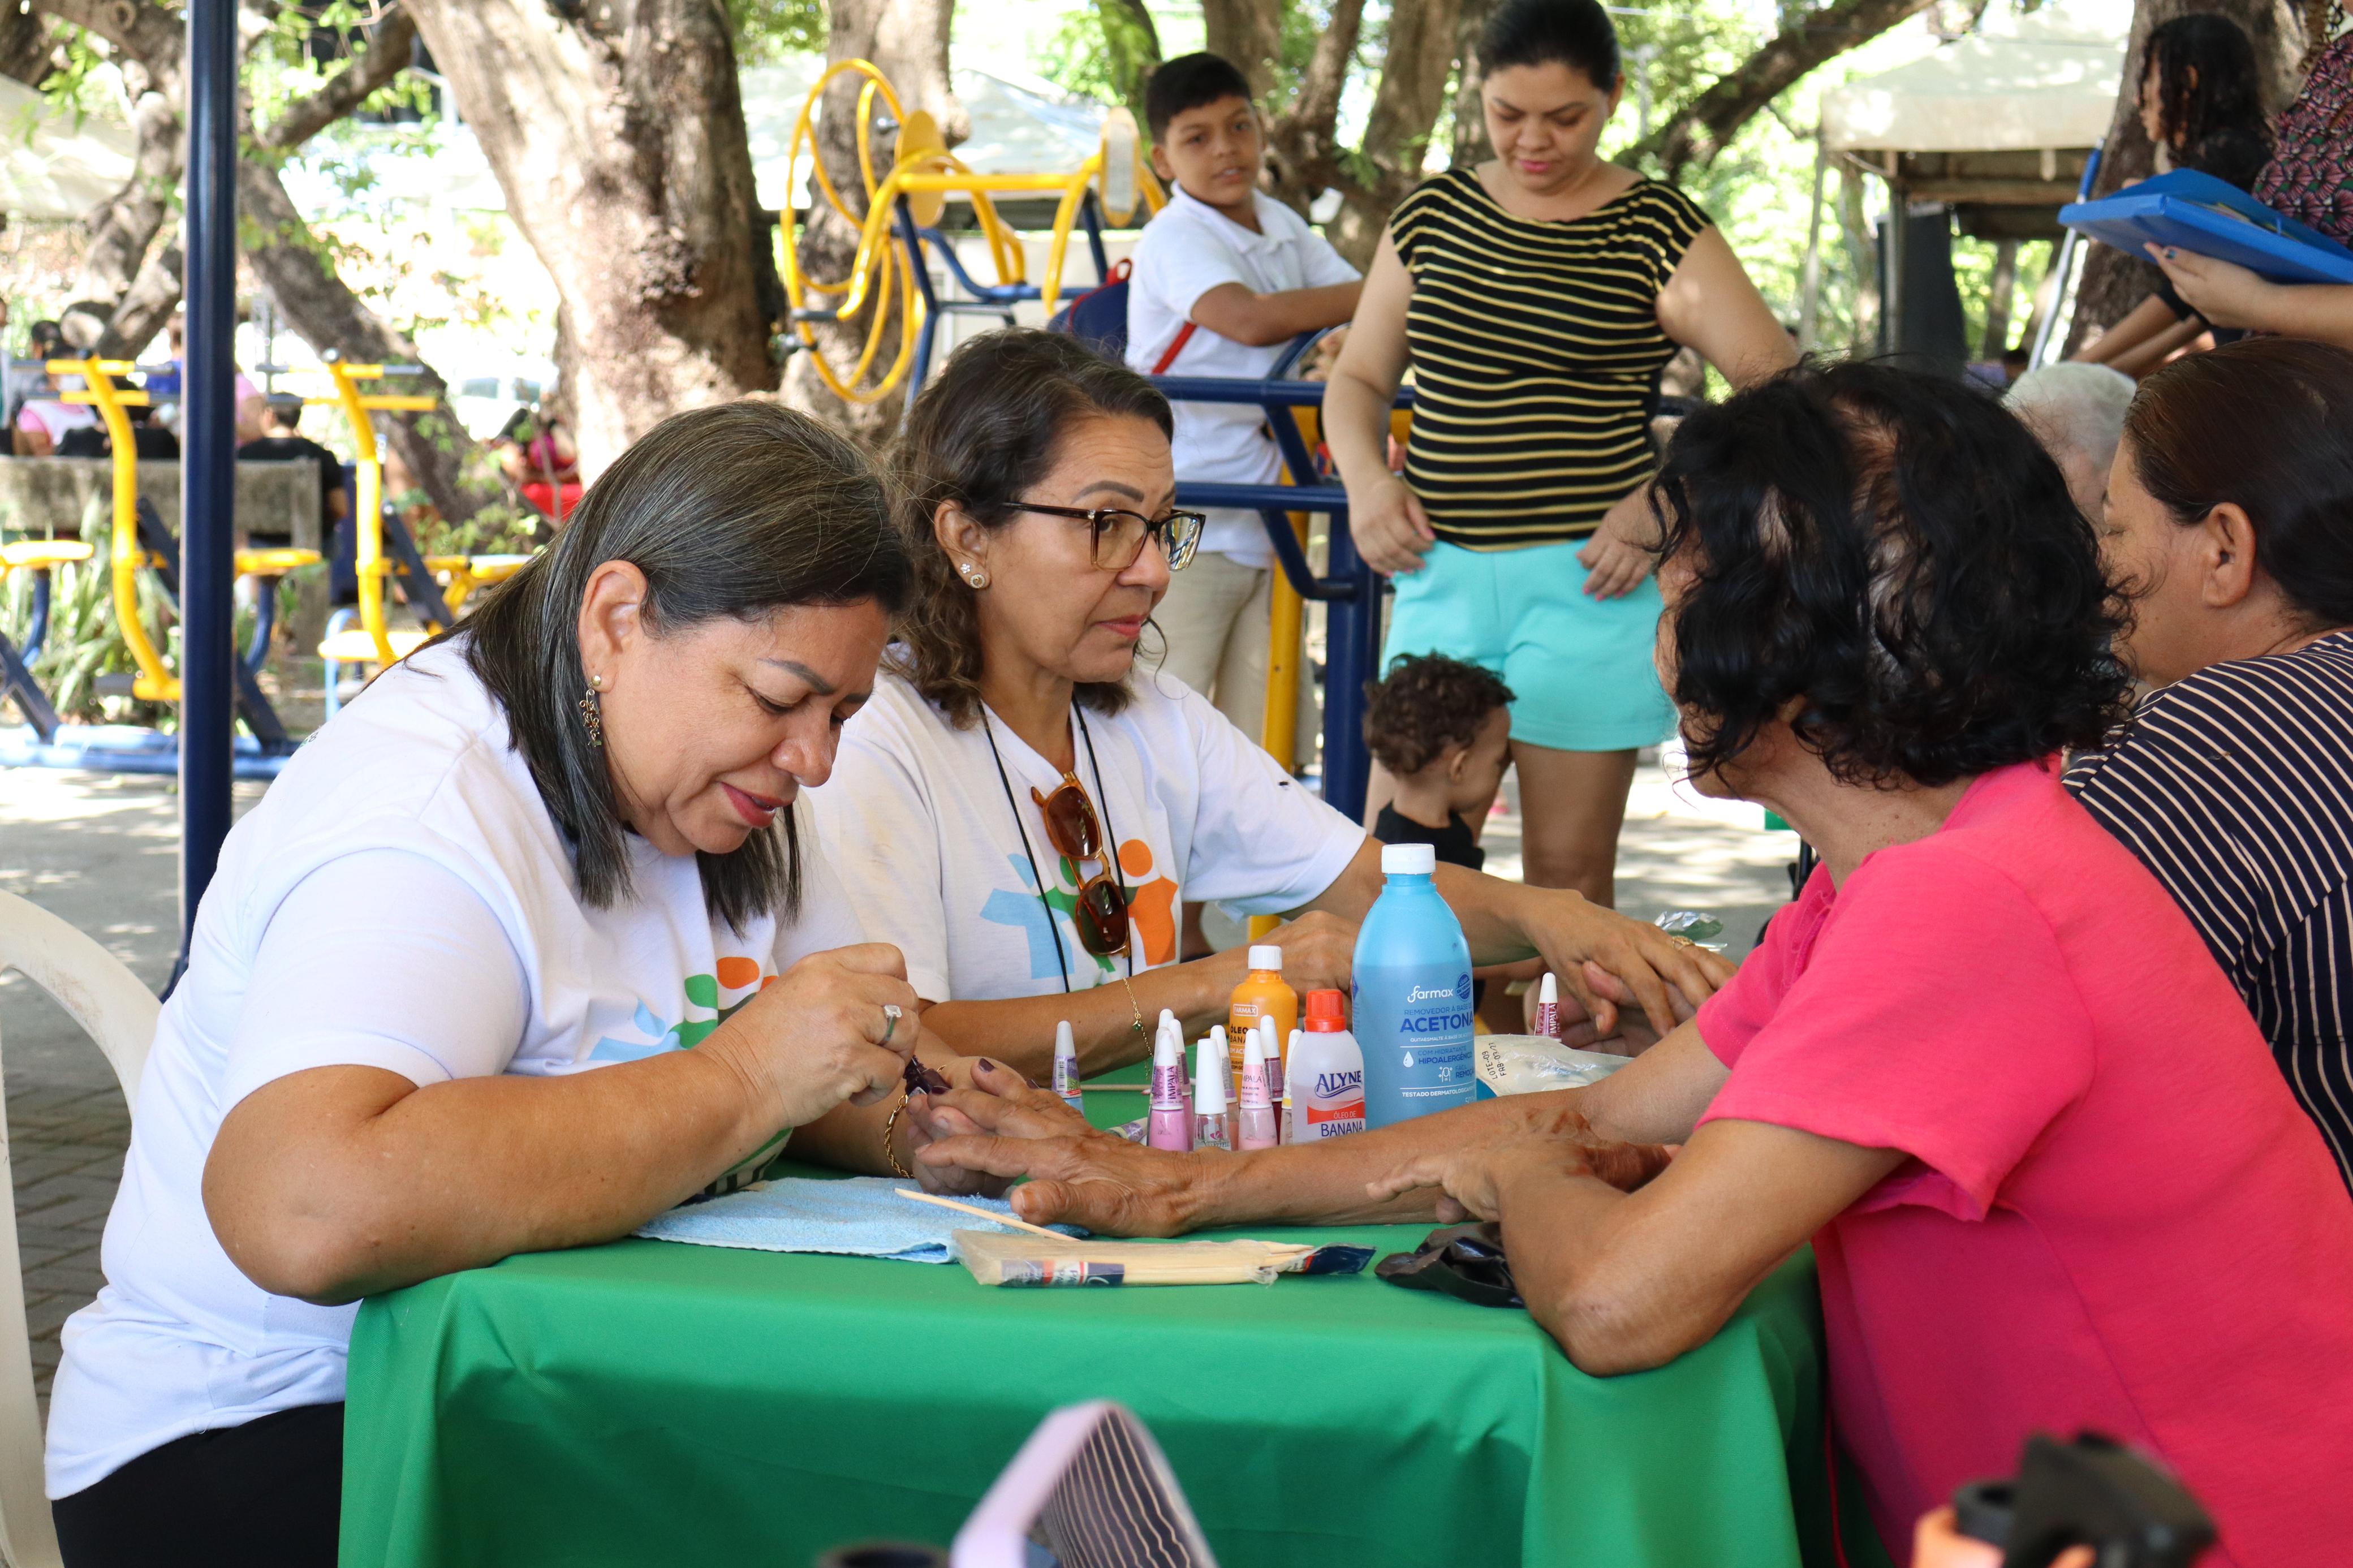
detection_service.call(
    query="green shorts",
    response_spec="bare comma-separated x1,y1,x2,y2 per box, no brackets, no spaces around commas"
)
1380,539,1675,753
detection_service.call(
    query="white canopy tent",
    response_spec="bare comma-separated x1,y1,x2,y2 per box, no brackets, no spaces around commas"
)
0,76,134,221
1796,0,2131,356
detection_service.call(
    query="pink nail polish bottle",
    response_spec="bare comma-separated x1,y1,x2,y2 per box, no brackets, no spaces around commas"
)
1193,1026,1232,1152
1535,972,1559,1038
1236,1022,1278,1151
1147,1017,1192,1152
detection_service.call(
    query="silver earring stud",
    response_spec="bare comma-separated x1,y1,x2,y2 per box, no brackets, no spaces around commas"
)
963,566,990,589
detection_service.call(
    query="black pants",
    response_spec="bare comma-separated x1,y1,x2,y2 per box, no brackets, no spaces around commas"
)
53,1401,343,1567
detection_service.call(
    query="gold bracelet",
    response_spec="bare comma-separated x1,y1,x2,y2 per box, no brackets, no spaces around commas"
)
882,1089,913,1179
1117,973,1145,1037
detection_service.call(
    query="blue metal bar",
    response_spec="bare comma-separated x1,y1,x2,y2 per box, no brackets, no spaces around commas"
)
0,629,60,743
915,226,1038,306
1079,192,1110,281
897,197,942,421
176,0,238,985
1150,372,1419,820
25,568,53,664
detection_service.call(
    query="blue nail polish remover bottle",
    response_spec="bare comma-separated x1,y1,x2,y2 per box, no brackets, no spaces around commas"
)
1354,842,1476,1128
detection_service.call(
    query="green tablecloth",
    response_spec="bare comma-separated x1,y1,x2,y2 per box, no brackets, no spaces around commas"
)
343,1203,1842,1568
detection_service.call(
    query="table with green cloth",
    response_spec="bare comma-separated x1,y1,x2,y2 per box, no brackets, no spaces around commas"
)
342,1085,1856,1568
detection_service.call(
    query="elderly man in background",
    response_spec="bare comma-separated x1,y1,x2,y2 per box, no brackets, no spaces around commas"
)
2005,363,2135,524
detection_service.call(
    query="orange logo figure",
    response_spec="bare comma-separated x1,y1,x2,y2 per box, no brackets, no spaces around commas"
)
1118,838,1180,967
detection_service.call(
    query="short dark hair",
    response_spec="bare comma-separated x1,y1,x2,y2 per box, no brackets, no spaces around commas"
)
1654,360,2130,789
2141,15,2267,157
1144,52,1255,143
889,329,1173,729
1480,0,1621,89
262,393,305,428
456,400,910,933
1364,654,1515,776
2124,338,2353,632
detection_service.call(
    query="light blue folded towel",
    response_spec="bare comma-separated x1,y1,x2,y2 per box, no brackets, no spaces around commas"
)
634,1175,1075,1263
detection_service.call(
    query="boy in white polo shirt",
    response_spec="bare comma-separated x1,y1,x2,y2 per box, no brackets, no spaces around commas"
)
1127,53,1361,767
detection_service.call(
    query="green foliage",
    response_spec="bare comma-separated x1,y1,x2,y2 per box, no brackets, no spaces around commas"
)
727,0,828,65
1041,2,1163,123
2,499,169,728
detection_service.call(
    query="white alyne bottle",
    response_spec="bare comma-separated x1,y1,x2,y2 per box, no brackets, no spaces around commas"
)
1287,990,1365,1140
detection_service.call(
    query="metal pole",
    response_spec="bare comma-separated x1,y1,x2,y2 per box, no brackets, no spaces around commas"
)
175,0,237,985
2029,142,2103,370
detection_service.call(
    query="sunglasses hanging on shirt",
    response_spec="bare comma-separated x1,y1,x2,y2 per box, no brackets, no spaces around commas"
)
981,706,1135,994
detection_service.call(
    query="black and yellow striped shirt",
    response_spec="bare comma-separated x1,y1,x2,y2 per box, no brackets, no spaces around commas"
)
1392,170,1711,550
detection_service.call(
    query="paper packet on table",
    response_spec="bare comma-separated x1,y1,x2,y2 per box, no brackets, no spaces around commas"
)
951,1229,1372,1287
1473,1033,1632,1099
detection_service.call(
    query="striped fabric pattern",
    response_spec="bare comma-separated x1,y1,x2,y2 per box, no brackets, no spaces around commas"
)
1391,169,1710,550
2063,631,2353,1189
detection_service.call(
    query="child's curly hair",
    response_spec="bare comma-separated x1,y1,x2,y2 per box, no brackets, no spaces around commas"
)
1363,654,1515,776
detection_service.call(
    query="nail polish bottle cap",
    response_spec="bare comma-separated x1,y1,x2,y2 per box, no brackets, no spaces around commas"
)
1195,1028,1229,1114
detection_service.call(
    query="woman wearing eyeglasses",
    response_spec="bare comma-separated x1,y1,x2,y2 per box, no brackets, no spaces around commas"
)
812,330,1730,1079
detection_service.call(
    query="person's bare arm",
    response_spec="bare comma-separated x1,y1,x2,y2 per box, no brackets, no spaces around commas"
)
916,1019,1731,1235
1580,227,1797,598
2145,244,2353,348
1188,281,1363,348
204,945,919,1305
913,908,1359,1079
1371,1114,1902,1374
2106,313,2209,378
2070,292,2182,367
1323,233,1434,576
1299,837,1734,1035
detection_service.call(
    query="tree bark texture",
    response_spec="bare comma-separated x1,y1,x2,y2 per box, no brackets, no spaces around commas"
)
1202,0,1285,103
779,0,963,450
2064,0,2307,351
1321,0,1462,266
1451,0,1499,168
0,4,54,87
1637,0,1938,180
68,81,180,329
405,0,779,472
1260,0,1367,219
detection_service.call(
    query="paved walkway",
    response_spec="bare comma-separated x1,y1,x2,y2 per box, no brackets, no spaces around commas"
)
0,760,1791,1415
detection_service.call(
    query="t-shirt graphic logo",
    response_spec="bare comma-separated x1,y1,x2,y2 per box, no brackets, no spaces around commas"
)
980,854,1093,981
585,954,769,1062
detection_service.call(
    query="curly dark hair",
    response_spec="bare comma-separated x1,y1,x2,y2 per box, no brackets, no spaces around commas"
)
1653,360,2131,789
1363,653,1515,775
887,329,1174,729
2141,15,2269,165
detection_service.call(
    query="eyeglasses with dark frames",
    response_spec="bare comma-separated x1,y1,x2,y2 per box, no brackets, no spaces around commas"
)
1015,503,1205,572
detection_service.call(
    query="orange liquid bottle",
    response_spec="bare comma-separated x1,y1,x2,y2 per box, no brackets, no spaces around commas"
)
1227,944,1298,1086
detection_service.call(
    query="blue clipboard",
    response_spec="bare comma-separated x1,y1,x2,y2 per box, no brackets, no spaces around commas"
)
2060,169,2353,286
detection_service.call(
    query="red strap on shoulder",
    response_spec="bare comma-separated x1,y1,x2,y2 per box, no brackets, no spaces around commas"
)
1152,321,1199,376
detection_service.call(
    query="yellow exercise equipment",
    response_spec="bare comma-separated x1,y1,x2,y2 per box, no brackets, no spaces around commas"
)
53,358,324,703
778,60,1165,405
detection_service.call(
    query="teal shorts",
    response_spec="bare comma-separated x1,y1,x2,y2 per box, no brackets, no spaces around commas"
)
1380,540,1675,753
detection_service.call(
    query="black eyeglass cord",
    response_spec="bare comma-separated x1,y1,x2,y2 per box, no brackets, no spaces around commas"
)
979,703,1134,998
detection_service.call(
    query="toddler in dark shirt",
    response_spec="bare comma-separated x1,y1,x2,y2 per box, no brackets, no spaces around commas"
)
1364,653,1515,868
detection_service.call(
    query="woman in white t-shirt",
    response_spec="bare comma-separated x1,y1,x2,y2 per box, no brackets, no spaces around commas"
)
814,330,1732,1080
45,403,1016,1568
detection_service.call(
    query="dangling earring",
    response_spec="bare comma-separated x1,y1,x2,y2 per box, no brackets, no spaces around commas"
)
960,562,990,589
579,673,605,748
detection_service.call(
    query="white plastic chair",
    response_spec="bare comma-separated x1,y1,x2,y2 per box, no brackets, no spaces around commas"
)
0,893,154,1568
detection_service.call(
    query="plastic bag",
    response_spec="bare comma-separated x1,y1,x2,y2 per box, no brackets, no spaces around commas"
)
1473,1033,1632,1099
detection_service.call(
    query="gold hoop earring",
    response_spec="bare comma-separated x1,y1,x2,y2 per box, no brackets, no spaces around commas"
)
578,684,605,747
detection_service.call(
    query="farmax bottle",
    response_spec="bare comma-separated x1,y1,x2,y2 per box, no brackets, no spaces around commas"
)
1352,842,1477,1127
1288,990,1365,1141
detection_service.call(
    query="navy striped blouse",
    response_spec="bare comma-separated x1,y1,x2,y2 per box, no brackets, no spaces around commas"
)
2064,631,2353,1188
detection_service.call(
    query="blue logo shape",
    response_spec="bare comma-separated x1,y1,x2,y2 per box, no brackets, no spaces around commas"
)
1456,972,1473,999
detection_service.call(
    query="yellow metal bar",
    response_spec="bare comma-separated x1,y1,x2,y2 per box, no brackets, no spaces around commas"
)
1251,510,1313,944
58,359,178,702
322,360,398,666
1037,163,1097,317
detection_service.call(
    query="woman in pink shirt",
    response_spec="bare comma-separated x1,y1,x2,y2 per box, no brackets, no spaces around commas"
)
1360,361,2353,1564
925,361,2353,1565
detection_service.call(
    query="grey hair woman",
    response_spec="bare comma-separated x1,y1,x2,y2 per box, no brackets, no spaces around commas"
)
44,401,1018,1568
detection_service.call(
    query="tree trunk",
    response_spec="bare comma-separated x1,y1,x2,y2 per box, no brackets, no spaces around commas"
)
2064,0,2307,352
1261,0,1368,218
97,224,184,361
1637,0,1940,180
1202,0,1284,103
1323,0,1463,266
1982,237,2018,357
69,81,180,325
1839,163,1880,354
1451,0,1499,168
778,0,964,449
405,0,779,473
0,5,52,88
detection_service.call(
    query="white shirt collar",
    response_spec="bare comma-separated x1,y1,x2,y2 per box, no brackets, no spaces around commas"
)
1167,184,1283,252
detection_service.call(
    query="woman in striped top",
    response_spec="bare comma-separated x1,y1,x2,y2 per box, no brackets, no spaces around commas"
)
2066,339,2353,1188
1324,0,1792,907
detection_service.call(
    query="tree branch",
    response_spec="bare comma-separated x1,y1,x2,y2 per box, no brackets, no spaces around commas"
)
256,7,418,153
1263,0,1366,210
29,0,184,88
1102,0,1159,62
1635,0,1936,181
